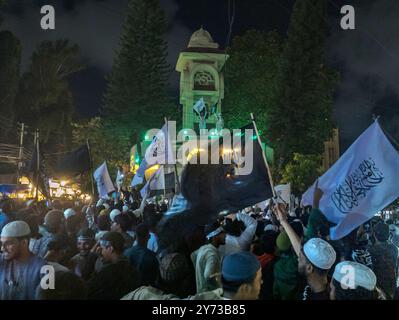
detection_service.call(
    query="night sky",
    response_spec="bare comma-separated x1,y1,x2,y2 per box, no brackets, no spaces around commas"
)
1,0,398,151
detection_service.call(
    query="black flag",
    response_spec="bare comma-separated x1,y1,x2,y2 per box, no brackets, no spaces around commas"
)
219,122,273,210
54,144,91,177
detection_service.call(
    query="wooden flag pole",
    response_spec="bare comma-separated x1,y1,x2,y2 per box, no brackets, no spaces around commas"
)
250,113,277,198
86,139,96,198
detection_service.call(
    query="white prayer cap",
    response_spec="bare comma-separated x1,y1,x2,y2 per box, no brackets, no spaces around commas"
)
103,203,110,210
122,205,129,213
303,238,336,270
64,208,77,219
333,261,377,291
1,221,31,238
110,209,121,222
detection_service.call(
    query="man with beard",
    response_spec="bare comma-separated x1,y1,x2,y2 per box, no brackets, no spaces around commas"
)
69,228,98,281
0,221,47,300
275,203,336,300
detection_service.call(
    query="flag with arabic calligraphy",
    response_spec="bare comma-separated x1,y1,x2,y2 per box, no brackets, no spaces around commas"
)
301,120,399,240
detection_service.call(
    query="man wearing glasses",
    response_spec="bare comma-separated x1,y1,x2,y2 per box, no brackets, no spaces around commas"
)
0,221,47,300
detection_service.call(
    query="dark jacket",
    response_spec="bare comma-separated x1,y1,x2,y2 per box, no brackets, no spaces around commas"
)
87,257,141,300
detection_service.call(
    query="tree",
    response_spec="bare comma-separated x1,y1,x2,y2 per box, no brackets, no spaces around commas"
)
280,153,323,195
14,40,84,153
0,31,21,141
269,0,339,175
71,117,129,178
103,0,176,147
223,30,282,143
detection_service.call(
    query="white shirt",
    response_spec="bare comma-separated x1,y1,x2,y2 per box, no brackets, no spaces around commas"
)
219,213,257,257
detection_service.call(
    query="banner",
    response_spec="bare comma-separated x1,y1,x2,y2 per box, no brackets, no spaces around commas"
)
54,144,91,176
301,120,399,240
132,122,174,187
93,161,115,199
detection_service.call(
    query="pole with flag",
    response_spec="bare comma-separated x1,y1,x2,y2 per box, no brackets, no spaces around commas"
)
250,113,276,198
301,118,399,240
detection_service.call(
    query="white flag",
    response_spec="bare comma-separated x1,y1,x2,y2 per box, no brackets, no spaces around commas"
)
93,161,115,199
193,97,205,115
140,166,165,198
150,166,165,191
115,169,124,189
301,120,399,240
274,183,291,206
132,122,174,187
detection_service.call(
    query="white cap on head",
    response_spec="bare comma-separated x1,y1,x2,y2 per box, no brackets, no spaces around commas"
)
103,203,110,210
303,238,336,270
1,221,31,238
64,208,77,219
122,205,129,213
110,209,121,222
333,261,377,291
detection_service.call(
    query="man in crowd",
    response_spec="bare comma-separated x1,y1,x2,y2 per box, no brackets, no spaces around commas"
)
191,221,226,293
275,203,337,300
368,221,399,299
220,251,263,300
124,223,159,286
111,214,134,250
0,200,15,232
0,221,47,299
31,210,66,258
87,231,140,299
330,261,379,300
220,211,257,257
69,228,98,281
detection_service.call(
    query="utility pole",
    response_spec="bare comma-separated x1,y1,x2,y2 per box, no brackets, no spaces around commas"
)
16,123,25,186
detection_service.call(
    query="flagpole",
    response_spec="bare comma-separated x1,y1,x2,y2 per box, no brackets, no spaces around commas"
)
163,117,170,198
86,139,96,198
35,129,40,202
250,113,276,198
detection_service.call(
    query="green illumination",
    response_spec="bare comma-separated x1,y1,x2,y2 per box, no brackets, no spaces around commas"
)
135,158,140,164
183,130,188,135
145,135,149,140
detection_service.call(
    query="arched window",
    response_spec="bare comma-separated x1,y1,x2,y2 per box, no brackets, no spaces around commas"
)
193,71,215,91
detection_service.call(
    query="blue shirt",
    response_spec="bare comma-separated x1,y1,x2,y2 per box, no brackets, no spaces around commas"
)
0,254,47,300
124,244,159,286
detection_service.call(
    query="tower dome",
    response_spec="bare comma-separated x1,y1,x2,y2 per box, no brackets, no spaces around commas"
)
188,27,219,49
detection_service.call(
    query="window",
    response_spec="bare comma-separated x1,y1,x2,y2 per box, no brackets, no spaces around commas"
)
194,71,215,91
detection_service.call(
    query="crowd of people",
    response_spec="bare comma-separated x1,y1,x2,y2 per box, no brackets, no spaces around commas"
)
0,184,398,300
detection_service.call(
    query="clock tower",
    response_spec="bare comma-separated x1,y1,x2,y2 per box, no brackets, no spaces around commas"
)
176,27,229,134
